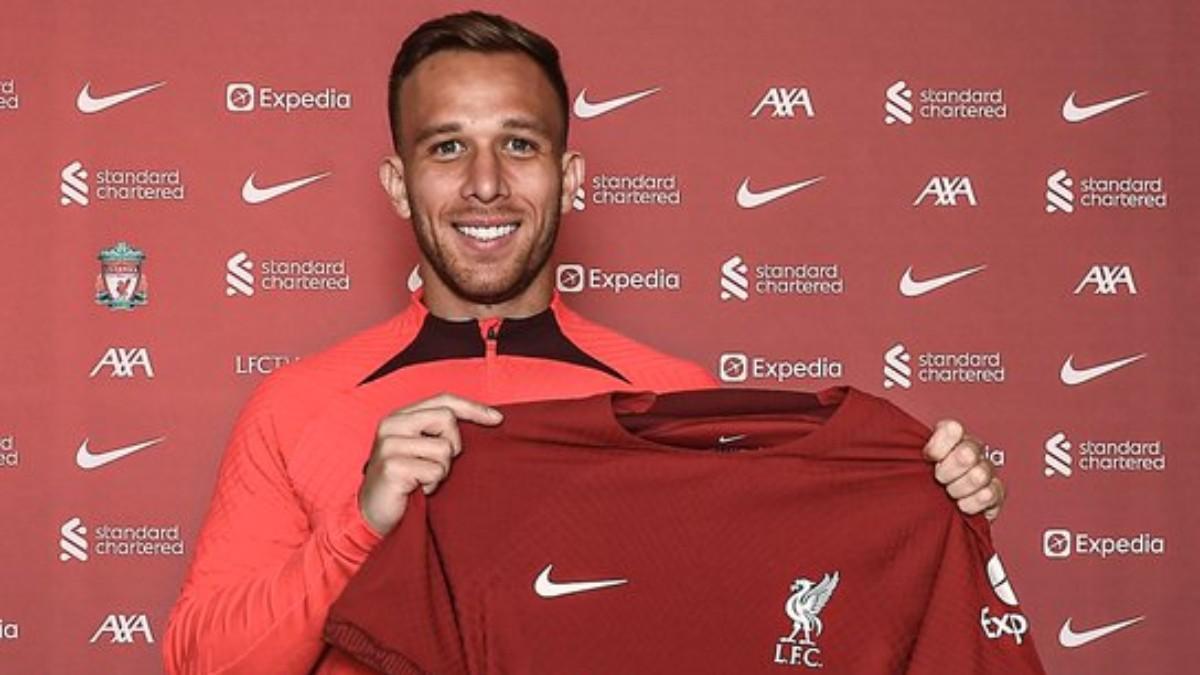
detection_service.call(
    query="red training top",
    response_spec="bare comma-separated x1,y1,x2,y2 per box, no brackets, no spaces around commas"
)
325,387,1045,674
163,291,716,675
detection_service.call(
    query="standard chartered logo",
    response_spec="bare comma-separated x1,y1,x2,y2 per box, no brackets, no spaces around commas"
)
225,251,255,296
1044,431,1165,477
1044,432,1072,477
1046,169,1074,213
883,344,912,389
718,255,843,301
572,186,586,211
720,256,749,301
59,517,89,562
60,160,89,206
884,81,914,125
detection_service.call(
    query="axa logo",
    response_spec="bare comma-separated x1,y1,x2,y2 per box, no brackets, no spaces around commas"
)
89,614,154,644
1044,432,1072,477
59,517,88,562
913,176,977,206
883,344,912,389
60,160,89,206
1046,169,1074,213
89,347,154,379
751,87,814,119
720,255,750,301
226,251,255,296
1074,265,1136,295
773,571,839,669
884,81,914,125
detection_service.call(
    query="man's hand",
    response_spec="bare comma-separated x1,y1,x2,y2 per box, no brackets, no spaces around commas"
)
923,419,1005,521
358,393,504,536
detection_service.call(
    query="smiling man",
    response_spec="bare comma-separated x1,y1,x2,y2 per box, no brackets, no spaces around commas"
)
163,11,1004,674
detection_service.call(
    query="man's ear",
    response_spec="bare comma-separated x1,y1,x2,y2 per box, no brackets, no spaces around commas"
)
559,150,585,215
379,155,411,219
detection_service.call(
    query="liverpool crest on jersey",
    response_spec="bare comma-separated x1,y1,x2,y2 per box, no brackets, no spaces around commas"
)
773,571,839,669
95,241,147,310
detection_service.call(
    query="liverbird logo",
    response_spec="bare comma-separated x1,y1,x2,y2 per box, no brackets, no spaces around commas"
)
773,571,840,668
782,572,840,644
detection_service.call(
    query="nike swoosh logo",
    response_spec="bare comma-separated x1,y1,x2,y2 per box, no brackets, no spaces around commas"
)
534,564,627,599
241,171,331,204
76,81,166,114
76,437,165,470
718,434,746,444
1060,353,1147,385
736,176,824,209
899,264,987,297
573,87,661,119
1059,616,1144,648
1062,90,1149,123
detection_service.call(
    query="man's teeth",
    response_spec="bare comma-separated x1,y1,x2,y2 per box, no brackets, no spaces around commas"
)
456,223,518,242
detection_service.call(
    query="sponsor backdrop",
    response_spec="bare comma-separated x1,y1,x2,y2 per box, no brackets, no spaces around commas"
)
1,0,1195,673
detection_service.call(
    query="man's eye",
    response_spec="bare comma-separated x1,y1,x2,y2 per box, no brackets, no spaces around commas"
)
432,140,463,156
506,138,536,154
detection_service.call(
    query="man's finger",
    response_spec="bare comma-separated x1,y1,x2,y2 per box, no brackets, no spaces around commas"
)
401,393,504,426
945,463,994,499
373,436,455,474
923,419,965,462
957,482,997,516
378,407,463,453
934,440,982,485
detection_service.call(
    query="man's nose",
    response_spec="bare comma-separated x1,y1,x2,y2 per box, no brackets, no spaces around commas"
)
462,148,508,203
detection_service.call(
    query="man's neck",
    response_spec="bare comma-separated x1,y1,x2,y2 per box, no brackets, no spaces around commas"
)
420,274,554,321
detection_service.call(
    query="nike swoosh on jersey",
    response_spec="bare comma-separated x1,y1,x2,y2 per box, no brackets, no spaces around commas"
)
899,264,987,297
76,81,166,114
718,434,747,444
572,87,661,119
534,564,627,598
76,437,166,470
241,171,331,204
1059,353,1146,385
1059,616,1144,648
735,176,824,209
1062,90,1148,123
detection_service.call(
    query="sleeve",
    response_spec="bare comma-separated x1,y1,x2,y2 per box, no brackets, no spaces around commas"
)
162,381,383,675
905,517,1047,674
324,491,469,675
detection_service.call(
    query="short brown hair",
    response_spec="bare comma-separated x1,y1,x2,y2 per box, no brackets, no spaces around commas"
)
387,11,570,151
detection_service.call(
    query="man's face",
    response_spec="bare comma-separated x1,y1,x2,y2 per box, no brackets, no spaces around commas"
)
385,50,579,306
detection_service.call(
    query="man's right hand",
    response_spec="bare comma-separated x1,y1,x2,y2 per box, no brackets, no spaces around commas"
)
358,393,504,536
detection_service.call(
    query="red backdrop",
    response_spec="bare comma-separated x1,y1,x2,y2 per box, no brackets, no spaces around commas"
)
1,1,1196,673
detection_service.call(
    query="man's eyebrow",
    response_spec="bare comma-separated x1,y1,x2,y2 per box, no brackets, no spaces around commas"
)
412,122,462,146
501,117,551,136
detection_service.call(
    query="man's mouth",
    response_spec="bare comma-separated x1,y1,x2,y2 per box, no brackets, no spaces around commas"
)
452,220,519,242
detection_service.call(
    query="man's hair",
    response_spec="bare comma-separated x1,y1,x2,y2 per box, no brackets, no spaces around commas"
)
387,11,570,151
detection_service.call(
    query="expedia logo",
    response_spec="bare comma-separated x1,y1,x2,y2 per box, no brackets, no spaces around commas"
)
1043,528,1165,560
225,82,351,113
555,263,682,294
718,351,842,383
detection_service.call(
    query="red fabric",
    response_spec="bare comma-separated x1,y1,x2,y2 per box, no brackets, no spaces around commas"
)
162,293,716,675
325,387,1045,674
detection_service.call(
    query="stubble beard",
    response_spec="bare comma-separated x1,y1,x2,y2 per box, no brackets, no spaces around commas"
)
411,199,562,307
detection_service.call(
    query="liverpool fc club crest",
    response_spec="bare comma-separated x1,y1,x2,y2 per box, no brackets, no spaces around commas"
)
773,571,839,669
95,242,147,310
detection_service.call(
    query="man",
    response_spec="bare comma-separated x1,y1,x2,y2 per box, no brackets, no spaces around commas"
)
164,11,1003,674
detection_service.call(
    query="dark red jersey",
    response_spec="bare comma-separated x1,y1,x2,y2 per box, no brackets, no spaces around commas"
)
325,386,1045,674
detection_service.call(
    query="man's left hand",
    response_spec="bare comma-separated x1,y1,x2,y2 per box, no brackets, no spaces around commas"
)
924,419,1005,521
